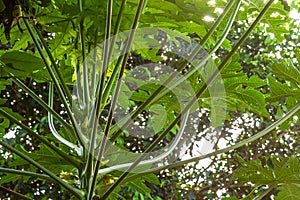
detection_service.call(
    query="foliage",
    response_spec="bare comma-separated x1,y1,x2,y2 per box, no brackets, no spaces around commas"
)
231,155,300,199
0,0,299,199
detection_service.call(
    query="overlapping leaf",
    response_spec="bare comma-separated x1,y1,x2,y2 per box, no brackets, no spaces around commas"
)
245,0,290,42
267,76,300,102
232,155,300,199
11,144,75,174
270,62,300,85
0,51,44,78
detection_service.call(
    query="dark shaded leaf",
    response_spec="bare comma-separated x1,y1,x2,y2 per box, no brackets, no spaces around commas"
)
0,51,44,77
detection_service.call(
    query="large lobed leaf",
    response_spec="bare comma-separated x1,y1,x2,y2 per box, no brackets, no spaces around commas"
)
232,155,300,199
267,76,300,102
0,51,44,79
11,143,75,174
270,62,300,85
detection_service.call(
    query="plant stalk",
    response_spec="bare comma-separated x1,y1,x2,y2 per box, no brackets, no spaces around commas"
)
10,76,72,133
78,0,90,109
32,24,73,103
109,0,237,142
85,0,113,198
124,103,300,181
101,0,127,110
22,19,85,147
101,0,275,197
0,167,53,182
89,0,147,198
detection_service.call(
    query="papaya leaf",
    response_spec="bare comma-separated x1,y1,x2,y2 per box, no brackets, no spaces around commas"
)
149,104,167,133
231,156,273,186
126,178,151,194
0,117,9,136
0,173,20,184
231,87,269,117
0,107,25,121
0,51,44,78
11,144,75,174
232,155,300,199
142,173,160,185
246,0,289,42
222,198,239,200
270,62,300,85
224,75,266,91
267,76,300,102
0,78,11,90
275,184,300,200
135,48,161,62
295,49,300,64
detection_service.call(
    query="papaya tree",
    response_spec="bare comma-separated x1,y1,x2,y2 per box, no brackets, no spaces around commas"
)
0,0,299,199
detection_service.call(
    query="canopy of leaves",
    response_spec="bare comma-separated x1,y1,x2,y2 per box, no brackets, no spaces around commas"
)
0,0,299,199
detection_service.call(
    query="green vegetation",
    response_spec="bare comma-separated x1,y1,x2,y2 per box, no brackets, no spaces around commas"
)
0,0,299,199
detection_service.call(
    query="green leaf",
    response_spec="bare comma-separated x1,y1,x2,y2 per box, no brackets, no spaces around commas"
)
246,0,289,42
142,173,160,185
0,117,10,135
146,0,181,12
272,156,300,182
235,154,247,166
267,76,300,102
59,59,75,84
270,62,300,85
0,173,20,184
0,107,25,121
12,34,32,50
275,184,300,200
232,155,300,199
126,179,151,194
118,83,132,109
221,54,244,79
0,98,7,105
231,87,269,117
231,157,273,185
11,144,75,174
0,51,44,77
149,104,167,133
225,75,266,90
31,68,52,83
0,78,12,90
295,49,300,64
135,48,161,62
109,192,127,200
